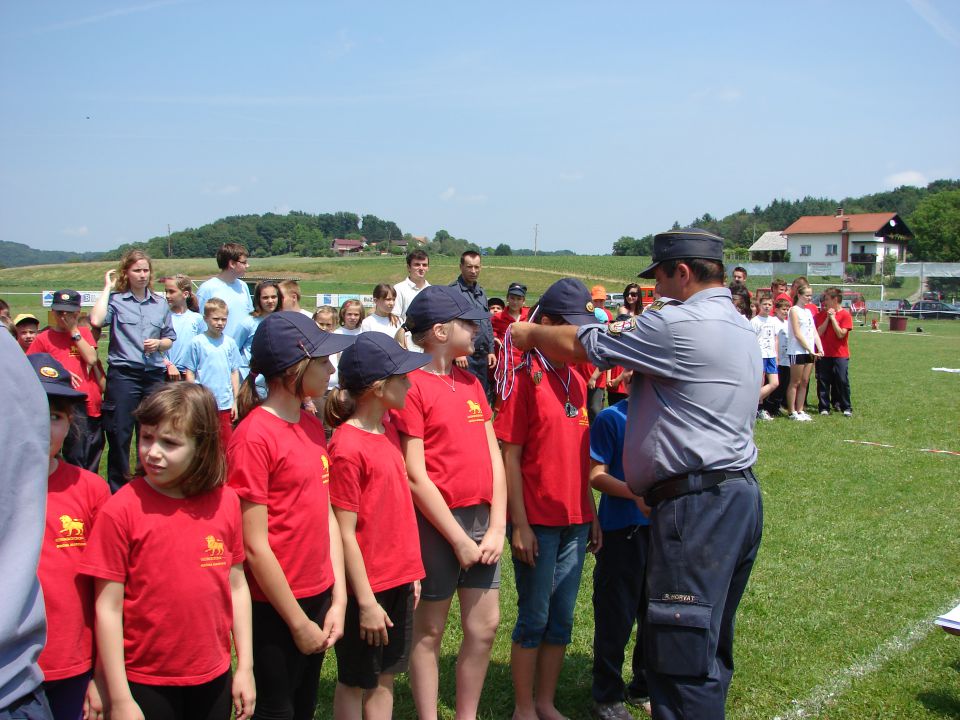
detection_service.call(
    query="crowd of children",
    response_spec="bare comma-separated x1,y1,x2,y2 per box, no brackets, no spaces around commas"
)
3,246,858,720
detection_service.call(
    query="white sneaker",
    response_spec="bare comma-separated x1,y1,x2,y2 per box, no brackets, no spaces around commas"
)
820,410,829,416
789,412,803,421
842,410,852,417
757,410,773,421
798,411,812,421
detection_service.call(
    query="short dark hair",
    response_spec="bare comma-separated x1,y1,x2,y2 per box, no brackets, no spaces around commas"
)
733,266,747,276
658,258,725,284
824,287,843,301
216,243,248,270
406,250,429,267
460,250,481,265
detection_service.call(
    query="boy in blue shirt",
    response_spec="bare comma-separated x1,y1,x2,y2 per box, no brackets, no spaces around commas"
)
185,297,241,449
589,397,650,720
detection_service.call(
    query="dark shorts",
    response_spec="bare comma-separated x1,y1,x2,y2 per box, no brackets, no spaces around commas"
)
417,505,500,601
335,584,415,689
790,353,814,366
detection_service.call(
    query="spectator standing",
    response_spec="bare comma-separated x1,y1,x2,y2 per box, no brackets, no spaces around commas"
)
750,297,779,420
617,284,642,317
786,282,823,422
163,274,205,380
393,250,431,322
815,287,853,416
196,243,253,341
89,250,175,492
360,284,402,338
28,289,105,472
14,313,40,352
492,283,529,371
279,280,313,317
449,251,496,401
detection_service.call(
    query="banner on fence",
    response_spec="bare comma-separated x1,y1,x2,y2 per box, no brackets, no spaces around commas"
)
315,293,374,308
41,290,102,308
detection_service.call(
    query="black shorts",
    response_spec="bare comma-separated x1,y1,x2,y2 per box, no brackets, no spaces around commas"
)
790,353,814,366
335,584,415,689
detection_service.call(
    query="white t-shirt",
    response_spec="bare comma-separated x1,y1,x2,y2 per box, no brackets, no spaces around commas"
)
750,315,778,359
360,313,401,338
393,278,430,322
773,317,789,367
328,327,362,389
787,306,817,356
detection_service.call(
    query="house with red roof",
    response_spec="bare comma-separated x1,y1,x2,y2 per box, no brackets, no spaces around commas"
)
332,237,366,255
782,209,912,275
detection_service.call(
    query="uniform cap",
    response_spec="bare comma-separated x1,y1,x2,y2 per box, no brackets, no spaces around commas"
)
403,285,489,334
28,353,87,400
638,228,725,279
251,311,355,376
535,278,605,327
338,332,432,391
51,289,81,312
507,282,527,297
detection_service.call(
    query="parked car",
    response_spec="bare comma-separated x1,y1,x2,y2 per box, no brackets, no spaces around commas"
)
904,301,960,320
922,291,944,301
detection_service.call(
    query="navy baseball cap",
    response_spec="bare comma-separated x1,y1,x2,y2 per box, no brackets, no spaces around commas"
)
403,285,489,334
28,353,87,400
535,278,604,326
507,282,527,297
638,227,725,279
251,311,356,376
50,289,81,312
338,333,432,391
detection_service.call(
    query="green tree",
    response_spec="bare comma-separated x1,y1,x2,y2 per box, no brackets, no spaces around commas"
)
494,243,512,256
908,190,960,261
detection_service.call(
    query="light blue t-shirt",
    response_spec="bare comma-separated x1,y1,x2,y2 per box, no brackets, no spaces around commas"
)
234,314,260,381
168,309,206,371
185,333,241,411
196,276,253,341
589,399,648,531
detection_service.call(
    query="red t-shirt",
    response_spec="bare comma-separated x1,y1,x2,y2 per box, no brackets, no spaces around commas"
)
815,308,853,358
78,478,244,685
390,367,493,509
39,462,110,680
805,302,820,318
228,406,334,602
494,356,593,526
492,307,530,367
574,362,607,390
328,420,424,593
29,327,102,417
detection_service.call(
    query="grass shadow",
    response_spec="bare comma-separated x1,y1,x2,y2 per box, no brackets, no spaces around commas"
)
916,689,960,718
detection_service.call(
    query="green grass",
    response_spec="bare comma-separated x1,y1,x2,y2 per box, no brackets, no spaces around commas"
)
4,258,959,718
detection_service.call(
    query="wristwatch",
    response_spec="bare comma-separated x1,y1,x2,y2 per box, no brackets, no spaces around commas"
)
71,332,83,342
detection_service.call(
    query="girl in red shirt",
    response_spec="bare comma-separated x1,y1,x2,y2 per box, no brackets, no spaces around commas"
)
392,286,507,720
81,383,255,720
229,311,355,720
27,354,110,720
324,332,431,720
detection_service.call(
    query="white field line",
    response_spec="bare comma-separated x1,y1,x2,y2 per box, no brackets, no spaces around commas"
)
771,599,960,719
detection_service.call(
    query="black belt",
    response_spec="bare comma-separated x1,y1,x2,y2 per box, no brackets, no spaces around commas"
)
644,469,753,507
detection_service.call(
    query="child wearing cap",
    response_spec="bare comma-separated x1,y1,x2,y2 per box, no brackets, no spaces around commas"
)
391,285,507,720
28,353,110,719
492,283,529,374
28,289,105,472
324,333,432,720
228,311,356,720
14,313,40,352
493,277,601,720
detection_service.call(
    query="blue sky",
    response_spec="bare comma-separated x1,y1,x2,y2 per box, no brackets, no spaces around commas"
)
1,0,958,254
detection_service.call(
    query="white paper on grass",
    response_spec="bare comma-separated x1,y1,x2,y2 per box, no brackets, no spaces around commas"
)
934,603,960,630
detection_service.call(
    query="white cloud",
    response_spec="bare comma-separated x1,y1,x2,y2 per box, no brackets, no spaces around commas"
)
884,170,929,188
42,0,189,32
439,187,456,201
906,0,960,46
62,225,89,237
202,182,241,196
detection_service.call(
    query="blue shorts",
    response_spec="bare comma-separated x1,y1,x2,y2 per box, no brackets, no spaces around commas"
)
511,523,589,648
762,357,777,375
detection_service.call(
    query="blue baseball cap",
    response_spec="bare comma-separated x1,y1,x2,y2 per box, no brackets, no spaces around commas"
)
638,227,725,279
251,311,356,375
403,285,489,334
338,333,432,391
28,353,87,400
535,278,605,326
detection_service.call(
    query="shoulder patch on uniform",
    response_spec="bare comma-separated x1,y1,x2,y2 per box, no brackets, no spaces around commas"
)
607,317,637,335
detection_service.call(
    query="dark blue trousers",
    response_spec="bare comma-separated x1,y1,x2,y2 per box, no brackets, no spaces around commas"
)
592,525,649,703
643,474,762,720
102,365,165,492
815,357,851,413
465,350,493,404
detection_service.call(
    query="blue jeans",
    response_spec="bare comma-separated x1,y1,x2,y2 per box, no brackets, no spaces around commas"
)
511,523,589,648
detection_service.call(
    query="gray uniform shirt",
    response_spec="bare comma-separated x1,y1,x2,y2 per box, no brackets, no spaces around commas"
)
578,286,760,496
449,276,493,355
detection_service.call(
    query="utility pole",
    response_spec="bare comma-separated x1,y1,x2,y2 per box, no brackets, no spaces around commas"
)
167,224,172,258
534,224,539,256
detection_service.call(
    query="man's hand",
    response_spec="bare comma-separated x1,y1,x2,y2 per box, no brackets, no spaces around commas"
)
486,353,497,369
454,357,469,369
509,321,535,351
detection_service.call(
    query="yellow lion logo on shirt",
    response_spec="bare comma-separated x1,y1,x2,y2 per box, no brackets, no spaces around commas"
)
204,535,225,555
59,515,84,536
466,400,483,416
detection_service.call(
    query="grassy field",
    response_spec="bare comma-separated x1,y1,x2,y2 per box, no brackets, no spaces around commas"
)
3,258,956,718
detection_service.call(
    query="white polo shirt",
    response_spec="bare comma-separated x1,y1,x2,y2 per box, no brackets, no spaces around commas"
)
393,277,430,322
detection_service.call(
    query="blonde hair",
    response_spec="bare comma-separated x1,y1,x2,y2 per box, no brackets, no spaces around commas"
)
114,250,153,293
203,297,228,316
338,298,365,327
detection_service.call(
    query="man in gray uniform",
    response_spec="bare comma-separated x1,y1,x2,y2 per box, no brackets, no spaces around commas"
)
509,229,763,720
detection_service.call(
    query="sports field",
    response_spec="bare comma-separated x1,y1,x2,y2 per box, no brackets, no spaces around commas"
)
2,258,957,719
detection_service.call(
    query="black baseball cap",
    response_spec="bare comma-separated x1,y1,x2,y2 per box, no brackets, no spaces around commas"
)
338,333,432,391
51,289,81,312
251,311,356,376
638,227,725,279
507,282,527,297
28,353,87,400
535,278,602,327
403,285,489,334
487,297,505,309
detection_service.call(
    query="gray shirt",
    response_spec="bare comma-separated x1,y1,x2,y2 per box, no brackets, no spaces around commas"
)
104,290,176,370
449,276,493,355
0,331,49,706
578,286,760,495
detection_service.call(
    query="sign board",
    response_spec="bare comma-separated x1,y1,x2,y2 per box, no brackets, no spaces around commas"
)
315,293,375,308
42,290,102,308
807,262,842,276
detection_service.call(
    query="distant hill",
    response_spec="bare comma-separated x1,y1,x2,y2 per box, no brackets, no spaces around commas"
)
0,240,104,269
